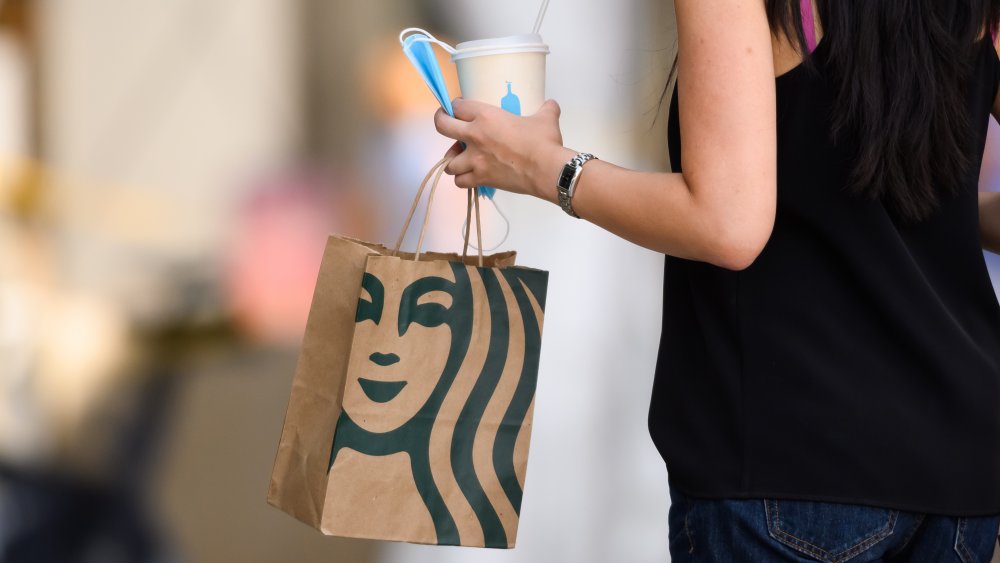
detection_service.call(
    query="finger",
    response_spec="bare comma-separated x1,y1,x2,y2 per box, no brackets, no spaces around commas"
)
434,108,472,141
443,141,465,160
444,150,474,176
454,172,479,190
452,98,491,122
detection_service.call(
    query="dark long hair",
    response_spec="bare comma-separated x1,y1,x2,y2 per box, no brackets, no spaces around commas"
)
659,0,1000,223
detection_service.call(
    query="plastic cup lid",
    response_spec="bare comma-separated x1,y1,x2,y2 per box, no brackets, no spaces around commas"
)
452,34,550,61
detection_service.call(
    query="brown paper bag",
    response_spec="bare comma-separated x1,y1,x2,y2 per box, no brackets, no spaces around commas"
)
268,157,549,548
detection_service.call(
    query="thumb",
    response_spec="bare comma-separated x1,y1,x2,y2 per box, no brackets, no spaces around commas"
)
536,99,561,118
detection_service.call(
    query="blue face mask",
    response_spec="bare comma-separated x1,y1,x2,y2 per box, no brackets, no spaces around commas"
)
399,28,498,201
400,29,457,119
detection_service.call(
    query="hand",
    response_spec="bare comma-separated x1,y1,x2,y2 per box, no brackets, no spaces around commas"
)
433,98,566,199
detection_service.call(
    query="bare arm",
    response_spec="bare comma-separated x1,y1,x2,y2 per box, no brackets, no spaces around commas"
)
567,0,777,270
532,145,768,271
435,0,777,271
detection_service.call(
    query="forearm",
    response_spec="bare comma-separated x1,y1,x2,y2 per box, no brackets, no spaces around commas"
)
531,146,754,270
979,191,1000,254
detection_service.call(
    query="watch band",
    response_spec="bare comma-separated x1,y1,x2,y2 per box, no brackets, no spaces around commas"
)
556,152,597,218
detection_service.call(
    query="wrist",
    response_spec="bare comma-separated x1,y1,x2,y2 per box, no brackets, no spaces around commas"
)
531,145,576,205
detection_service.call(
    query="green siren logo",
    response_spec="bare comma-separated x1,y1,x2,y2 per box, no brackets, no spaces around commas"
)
326,256,547,548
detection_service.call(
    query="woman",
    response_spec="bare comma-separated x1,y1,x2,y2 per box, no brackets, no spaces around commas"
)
434,0,1000,560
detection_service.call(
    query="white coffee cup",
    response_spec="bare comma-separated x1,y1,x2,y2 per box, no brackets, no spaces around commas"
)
452,34,549,116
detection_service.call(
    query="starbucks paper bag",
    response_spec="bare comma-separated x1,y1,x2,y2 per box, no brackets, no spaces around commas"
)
268,158,549,548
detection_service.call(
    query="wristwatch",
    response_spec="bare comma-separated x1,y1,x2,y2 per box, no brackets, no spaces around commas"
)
556,152,598,218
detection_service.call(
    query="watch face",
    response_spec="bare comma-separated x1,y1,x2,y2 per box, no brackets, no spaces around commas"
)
558,165,576,189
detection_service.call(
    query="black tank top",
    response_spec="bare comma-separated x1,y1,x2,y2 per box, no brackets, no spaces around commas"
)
649,33,1000,515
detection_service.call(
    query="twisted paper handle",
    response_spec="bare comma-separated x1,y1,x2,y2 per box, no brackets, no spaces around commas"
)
392,156,484,268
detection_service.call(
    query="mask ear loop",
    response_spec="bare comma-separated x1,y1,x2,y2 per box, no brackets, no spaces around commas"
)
399,27,457,54
460,196,510,252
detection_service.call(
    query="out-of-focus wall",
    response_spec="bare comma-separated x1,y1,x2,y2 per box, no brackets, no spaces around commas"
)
0,31,27,159
20,2,382,562
38,0,302,325
981,104,1000,296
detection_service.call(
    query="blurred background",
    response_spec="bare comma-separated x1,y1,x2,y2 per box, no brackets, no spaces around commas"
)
1,1,1000,562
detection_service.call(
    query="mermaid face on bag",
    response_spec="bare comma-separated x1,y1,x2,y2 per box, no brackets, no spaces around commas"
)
342,259,460,433
327,255,546,547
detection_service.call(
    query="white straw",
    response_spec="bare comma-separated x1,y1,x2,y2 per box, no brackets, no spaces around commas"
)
532,0,551,35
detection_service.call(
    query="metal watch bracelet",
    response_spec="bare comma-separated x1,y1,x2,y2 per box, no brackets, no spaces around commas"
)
556,152,597,218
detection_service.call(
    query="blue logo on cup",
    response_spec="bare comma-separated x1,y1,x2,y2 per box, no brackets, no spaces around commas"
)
501,82,522,116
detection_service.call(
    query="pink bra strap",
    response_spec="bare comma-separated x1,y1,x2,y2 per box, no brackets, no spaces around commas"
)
800,0,817,53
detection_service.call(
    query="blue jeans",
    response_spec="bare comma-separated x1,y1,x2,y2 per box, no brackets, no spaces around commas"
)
668,486,1000,562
